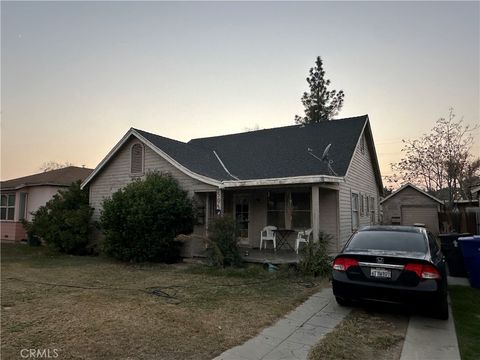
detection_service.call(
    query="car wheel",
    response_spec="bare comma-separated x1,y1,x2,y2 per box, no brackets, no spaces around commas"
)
433,296,449,320
335,296,351,306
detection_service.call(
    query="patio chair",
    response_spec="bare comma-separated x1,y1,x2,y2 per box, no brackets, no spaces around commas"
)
295,228,312,254
260,226,277,250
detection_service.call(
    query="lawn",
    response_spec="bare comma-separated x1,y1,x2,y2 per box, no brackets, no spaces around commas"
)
1,243,323,360
449,285,480,360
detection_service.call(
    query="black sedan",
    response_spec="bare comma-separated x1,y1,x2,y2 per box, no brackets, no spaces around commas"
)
332,225,448,319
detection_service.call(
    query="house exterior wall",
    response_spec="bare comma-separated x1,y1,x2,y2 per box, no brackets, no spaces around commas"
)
339,133,381,247
88,137,217,221
318,188,340,252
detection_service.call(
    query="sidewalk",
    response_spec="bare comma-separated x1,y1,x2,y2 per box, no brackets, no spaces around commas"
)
213,287,350,360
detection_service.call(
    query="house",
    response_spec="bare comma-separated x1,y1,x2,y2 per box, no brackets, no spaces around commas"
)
82,115,383,253
380,183,443,234
1,166,93,242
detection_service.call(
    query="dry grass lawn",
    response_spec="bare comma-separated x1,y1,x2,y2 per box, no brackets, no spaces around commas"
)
1,243,323,359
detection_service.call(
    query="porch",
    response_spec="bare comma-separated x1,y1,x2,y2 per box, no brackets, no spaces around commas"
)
193,183,341,255
239,247,302,265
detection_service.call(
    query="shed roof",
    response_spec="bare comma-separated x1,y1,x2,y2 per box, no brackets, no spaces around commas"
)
380,183,444,205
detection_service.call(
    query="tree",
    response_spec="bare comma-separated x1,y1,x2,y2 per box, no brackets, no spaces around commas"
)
23,181,94,254
294,56,345,124
388,109,479,205
100,172,195,263
39,161,74,172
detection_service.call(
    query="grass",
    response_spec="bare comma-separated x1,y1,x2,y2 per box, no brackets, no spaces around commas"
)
449,285,480,360
1,243,324,360
308,308,408,360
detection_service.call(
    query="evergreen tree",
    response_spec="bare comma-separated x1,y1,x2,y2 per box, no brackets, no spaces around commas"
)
294,56,345,124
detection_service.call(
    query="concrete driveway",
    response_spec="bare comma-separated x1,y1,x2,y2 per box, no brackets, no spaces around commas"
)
213,286,461,360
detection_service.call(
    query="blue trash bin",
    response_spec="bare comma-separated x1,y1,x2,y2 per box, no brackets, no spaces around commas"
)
458,236,480,288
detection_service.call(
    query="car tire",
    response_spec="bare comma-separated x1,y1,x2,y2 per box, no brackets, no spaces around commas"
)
335,296,351,306
433,296,449,320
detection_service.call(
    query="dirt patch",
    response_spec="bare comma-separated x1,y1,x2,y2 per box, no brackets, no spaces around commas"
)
308,306,408,360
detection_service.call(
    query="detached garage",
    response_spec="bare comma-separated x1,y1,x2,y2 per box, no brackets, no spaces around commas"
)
381,183,443,234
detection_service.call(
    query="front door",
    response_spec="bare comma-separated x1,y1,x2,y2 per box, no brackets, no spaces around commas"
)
234,196,250,242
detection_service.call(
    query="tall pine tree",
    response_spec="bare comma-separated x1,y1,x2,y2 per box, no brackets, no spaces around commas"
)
294,56,345,124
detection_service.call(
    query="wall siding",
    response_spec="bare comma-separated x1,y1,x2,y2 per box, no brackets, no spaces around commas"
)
339,133,381,247
89,137,217,221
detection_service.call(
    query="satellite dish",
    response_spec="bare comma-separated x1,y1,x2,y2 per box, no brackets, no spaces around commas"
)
321,144,332,161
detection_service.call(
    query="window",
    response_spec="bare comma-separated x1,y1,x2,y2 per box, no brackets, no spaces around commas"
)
369,197,375,224
360,194,365,216
130,143,144,174
267,191,311,229
1,194,15,221
347,230,427,253
428,233,440,255
351,193,359,230
291,192,311,228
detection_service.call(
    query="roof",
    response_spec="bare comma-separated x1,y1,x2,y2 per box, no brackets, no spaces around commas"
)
82,115,383,190
380,183,444,205
1,166,93,191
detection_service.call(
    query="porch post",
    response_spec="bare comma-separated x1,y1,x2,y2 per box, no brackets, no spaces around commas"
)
312,185,320,242
216,189,224,215
205,193,210,237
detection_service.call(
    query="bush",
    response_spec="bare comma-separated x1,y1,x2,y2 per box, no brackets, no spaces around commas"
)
100,172,194,263
207,216,242,267
298,232,333,277
23,181,94,254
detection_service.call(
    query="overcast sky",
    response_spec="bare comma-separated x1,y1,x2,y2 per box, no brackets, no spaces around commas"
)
1,1,479,181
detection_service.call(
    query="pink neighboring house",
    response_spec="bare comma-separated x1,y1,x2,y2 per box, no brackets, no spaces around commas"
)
0,166,92,242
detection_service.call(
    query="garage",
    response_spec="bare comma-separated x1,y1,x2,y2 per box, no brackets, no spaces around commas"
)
401,205,440,234
381,183,443,235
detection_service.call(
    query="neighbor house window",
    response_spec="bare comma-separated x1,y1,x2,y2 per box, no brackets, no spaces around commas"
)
131,143,144,174
351,193,359,230
1,194,15,221
267,191,311,229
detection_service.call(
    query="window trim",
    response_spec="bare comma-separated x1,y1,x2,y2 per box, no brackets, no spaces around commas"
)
1,194,16,221
130,142,145,175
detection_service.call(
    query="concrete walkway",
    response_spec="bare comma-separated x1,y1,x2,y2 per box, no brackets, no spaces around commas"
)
213,288,351,360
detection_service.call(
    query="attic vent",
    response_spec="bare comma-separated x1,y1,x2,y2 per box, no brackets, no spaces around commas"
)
131,143,144,174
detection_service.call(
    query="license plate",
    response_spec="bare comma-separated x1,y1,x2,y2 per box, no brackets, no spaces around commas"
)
370,268,391,278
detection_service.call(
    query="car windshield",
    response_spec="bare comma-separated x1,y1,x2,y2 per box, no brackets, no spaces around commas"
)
346,230,427,253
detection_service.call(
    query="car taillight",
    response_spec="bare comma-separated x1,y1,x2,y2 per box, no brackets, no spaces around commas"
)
405,263,441,279
333,257,359,271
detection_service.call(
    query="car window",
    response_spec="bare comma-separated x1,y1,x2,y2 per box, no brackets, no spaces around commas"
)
428,233,440,255
346,231,427,253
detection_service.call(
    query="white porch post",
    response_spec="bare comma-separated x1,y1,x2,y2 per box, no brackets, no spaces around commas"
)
312,185,320,242
216,189,224,215
205,193,210,237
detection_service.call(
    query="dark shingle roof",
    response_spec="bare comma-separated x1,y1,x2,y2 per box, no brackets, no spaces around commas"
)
1,166,93,190
188,115,368,180
134,129,233,180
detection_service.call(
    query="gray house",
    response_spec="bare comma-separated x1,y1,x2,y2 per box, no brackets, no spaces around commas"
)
82,115,383,253
380,183,443,234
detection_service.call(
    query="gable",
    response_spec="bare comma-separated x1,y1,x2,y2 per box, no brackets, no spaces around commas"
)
381,184,443,205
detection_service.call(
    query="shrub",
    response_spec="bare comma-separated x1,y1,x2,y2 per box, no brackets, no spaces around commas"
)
207,216,242,267
100,172,194,263
298,232,333,277
23,181,94,254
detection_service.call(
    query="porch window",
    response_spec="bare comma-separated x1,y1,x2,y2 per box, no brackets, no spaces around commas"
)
351,193,359,230
267,192,285,228
1,194,15,221
267,191,311,229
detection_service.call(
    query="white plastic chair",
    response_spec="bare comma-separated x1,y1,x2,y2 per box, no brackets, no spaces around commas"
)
260,226,277,250
295,229,312,254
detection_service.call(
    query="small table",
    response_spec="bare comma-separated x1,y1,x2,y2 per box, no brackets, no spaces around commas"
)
273,229,295,251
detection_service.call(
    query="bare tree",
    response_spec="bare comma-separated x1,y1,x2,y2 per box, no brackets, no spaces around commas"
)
388,109,479,205
39,161,74,172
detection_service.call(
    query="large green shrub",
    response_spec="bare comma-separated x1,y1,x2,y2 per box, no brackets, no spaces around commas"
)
208,216,242,267
298,232,333,277
24,181,94,254
100,172,194,263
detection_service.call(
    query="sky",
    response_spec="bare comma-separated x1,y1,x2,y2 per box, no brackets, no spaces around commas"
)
1,1,479,183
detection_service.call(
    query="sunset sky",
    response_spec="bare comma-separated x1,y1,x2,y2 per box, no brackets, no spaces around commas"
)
1,1,479,183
